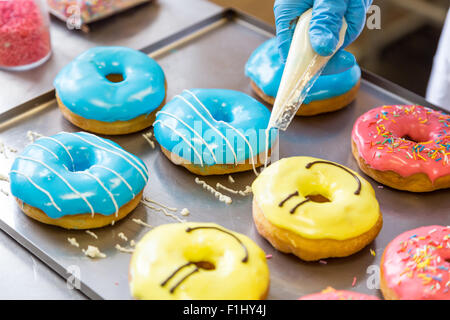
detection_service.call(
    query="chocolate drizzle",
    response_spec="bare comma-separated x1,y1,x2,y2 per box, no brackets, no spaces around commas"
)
290,198,311,214
305,161,362,195
186,226,249,263
278,191,299,207
161,262,197,293
167,267,199,294
160,226,248,294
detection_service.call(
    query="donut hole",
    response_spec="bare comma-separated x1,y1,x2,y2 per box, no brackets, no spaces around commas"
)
193,261,215,271
306,194,331,203
105,73,124,83
436,248,450,263
69,158,93,172
65,149,95,172
401,134,430,144
211,109,234,123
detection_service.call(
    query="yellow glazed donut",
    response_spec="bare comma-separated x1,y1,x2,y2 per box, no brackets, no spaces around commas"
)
252,157,383,261
129,223,270,300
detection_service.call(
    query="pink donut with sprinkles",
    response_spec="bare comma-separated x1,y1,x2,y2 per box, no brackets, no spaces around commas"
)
299,287,379,300
352,105,450,192
380,225,450,300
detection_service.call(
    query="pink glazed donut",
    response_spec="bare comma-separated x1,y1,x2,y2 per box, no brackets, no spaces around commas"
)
299,287,379,300
380,225,450,300
352,105,450,192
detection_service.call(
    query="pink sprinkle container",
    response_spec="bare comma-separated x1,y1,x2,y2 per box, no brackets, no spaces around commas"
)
0,0,52,71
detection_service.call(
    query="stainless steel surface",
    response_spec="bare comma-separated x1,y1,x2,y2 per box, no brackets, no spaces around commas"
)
0,10,448,300
0,0,221,112
0,228,85,299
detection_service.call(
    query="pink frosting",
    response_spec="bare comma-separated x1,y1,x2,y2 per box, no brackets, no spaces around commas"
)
382,225,450,300
352,105,450,182
299,287,379,300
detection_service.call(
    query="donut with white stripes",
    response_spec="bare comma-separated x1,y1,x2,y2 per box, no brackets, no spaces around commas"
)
153,89,274,175
9,131,148,229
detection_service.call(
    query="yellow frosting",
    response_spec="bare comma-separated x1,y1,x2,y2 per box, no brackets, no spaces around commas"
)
129,222,270,300
252,157,380,240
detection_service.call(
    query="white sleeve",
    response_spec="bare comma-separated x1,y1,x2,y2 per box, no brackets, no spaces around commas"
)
426,10,450,111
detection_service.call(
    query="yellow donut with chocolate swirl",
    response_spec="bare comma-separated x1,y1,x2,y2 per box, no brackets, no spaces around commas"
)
129,223,270,300
252,157,382,261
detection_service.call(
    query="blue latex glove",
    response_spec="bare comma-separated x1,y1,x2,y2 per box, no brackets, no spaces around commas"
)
274,0,372,60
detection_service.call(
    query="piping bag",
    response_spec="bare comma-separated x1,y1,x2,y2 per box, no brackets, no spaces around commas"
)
264,9,347,166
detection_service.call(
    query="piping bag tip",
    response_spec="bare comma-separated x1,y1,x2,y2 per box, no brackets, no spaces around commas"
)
267,8,347,132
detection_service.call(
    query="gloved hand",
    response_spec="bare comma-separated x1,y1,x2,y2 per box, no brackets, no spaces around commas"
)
274,0,372,60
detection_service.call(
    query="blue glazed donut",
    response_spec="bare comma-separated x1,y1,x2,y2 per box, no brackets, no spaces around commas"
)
245,38,361,115
10,132,148,229
153,89,275,175
54,46,166,135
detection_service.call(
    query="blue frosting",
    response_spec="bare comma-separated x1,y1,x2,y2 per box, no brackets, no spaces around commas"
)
54,46,165,122
154,89,274,167
10,132,148,219
245,38,361,104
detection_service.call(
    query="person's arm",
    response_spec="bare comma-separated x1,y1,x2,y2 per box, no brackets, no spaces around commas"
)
274,0,373,60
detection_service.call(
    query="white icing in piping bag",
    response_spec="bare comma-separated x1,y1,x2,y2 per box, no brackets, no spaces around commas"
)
268,9,347,131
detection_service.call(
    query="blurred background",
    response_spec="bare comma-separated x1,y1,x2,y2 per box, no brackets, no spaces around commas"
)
210,0,449,97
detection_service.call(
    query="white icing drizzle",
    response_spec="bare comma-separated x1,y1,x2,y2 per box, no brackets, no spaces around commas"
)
115,244,134,254
263,128,272,168
82,171,119,217
184,89,259,175
85,230,98,239
154,120,204,166
228,175,235,183
221,121,259,175
90,164,136,198
239,185,252,196
142,196,177,212
37,136,75,171
10,170,62,212
32,143,60,160
66,132,148,183
140,200,186,223
0,141,7,159
81,132,148,178
111,220,115,226
118,232,128,241
27,131,43,143
194,177,232,204
156,110,218,163
216,183,252,196
67,237,79,248
142,132,155,149
82,245,106,259
130,240,136,247
176,92,238,164
16,156,95,215
180,208,190,216
216,182,239,194
132,218,152,228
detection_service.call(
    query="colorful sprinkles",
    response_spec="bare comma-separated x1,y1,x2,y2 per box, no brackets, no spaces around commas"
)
353,105,450,184
369,106,450,165
383,225,450,299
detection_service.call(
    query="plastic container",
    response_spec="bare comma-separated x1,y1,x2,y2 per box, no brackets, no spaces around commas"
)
0,0,52,71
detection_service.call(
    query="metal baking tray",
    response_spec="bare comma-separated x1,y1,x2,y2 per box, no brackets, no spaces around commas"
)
48,0,153,32
0,9,448,300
